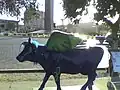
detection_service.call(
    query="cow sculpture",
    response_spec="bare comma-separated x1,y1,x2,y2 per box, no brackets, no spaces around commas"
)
16,38,109,90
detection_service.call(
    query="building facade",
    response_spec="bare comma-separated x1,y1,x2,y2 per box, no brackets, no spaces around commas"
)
0,19,19,33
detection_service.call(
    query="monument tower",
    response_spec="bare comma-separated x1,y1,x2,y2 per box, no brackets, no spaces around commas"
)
45,0,54,32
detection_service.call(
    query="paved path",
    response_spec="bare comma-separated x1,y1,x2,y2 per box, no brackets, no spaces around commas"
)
33,85,100,90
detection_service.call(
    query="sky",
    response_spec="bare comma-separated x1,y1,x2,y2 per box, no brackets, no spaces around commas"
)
0,0,97,25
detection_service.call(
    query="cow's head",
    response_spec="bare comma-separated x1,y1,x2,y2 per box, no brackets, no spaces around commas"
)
16,38,37,62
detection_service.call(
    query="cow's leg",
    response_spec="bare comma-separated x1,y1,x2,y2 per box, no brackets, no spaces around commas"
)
88,82,94,90
53,73,61,90
80,72,97,90
38,73,51,90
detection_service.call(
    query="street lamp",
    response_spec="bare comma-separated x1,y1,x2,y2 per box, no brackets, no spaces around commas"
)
61,19,64,30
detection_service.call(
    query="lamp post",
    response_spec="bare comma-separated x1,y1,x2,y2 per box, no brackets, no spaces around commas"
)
61,19,64,30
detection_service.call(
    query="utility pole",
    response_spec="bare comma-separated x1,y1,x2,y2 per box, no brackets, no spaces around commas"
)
45,0,54,32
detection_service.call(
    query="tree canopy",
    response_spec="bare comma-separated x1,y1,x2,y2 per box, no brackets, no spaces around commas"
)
63,0,120,29
24,6,40,23
63,0,91,19
63,0,120,48
0,0,38,16
63,0,120,23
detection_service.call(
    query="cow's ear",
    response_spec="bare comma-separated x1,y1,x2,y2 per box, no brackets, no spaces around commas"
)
28,37,31,43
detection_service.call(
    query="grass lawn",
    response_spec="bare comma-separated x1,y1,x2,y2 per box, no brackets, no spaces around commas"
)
1,73,120,90
0,79,85,90
95,77,110,90
0,77,109,90
0,73,113,90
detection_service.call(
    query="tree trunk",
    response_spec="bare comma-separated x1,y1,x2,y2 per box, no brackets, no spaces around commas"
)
103,15,120,87
111,22,119,49
110,18,120,78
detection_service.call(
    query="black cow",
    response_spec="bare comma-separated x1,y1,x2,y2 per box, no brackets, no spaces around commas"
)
16,38,106,90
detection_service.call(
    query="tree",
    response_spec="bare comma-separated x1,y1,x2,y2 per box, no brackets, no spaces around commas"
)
0,0,38,16
24,6,39,23
0,0,38,33
63,0,120,48
63,0,120,77
62,0,91,21
6,22,16,32
98,23,111,34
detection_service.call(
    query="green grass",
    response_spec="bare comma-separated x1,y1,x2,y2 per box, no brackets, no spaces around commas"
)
1,73,120,90
0,73,87,82
0,79,87,90
95,77,110,90
0,78,109,90
0,73,111,90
